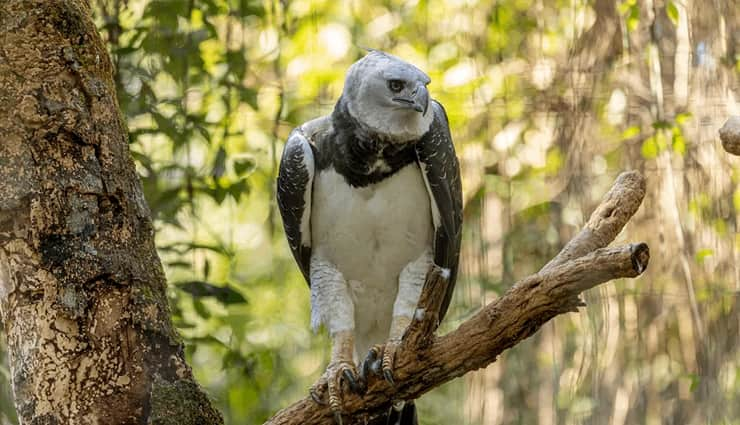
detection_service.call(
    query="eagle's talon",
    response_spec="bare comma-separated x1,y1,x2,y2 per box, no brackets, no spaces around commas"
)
360,340,400,386
371,358,382,375
311,360,361,423
309,388,327,406
381,338,400,385
383,368,395,386
360,347,375,381
309,379,328,406
360,345,382,382
342,368,364,394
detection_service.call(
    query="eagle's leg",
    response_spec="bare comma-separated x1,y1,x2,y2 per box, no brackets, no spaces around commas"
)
308,256,362,423
361,250,431,385
309,330,363,423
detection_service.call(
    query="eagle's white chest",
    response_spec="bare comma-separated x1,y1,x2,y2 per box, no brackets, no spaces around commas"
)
311,164,433,343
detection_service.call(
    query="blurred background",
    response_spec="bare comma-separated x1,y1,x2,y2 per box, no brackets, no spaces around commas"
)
2,0,739,423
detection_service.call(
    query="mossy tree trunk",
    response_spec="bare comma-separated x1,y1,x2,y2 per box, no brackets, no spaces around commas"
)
0,1,222,423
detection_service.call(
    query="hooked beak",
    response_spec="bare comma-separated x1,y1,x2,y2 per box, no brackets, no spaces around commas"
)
392,83,429,115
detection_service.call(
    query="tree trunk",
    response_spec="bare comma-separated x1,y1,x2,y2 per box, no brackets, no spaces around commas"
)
0,1,222,423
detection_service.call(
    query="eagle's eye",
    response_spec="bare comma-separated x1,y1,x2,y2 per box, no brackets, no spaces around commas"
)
388,79,405,93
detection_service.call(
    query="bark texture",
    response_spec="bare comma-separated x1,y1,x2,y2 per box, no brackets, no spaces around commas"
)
266,171,649,425
0,1,222,423
719,116,740,155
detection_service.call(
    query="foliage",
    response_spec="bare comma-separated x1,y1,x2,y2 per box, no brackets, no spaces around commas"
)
3,0,738,424
100,0,739,423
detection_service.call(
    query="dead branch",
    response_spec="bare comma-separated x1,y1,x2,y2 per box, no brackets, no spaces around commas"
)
265,171,648,425
719,116,740,155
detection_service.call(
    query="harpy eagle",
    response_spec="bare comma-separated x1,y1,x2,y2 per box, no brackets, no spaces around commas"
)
277,50,462,425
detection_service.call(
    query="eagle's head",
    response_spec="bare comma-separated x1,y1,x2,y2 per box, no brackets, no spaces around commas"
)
341,50,434,143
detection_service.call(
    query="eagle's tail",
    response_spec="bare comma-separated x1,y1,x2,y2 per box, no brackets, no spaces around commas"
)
385,401,418,425
365,401,417,425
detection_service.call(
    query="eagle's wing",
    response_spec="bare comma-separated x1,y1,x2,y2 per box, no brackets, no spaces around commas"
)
277,128,315,285
415,100,463,320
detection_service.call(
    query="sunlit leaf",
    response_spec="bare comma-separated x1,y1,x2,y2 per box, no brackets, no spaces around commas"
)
688,373,700,392
641,136,658,159
627,4,640,32
695,248,713,264
544,147,563,176
675,112,693,124
621,125,641,140
672,133,686,155
666,2,679,25
193,298,212,318
713,218,728,235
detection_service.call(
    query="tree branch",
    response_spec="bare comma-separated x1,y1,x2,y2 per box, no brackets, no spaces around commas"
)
266,171,648,425
719,116,740,155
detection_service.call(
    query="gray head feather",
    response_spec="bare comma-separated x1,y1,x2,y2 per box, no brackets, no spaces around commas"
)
341,51,434,142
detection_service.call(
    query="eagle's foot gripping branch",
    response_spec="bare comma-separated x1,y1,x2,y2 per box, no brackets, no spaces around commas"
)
310,330,365,424
309,359,363,424
360,339,401,386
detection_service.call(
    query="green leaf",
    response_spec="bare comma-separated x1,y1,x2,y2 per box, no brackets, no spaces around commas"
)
672,133,686,155
641,136,658,159
186,335,229,349
223,350,256,375
193,298,212,319
621,125,641,140
150,111,181,143
234,156,256,177
176,281,247,305
688,373,700,392
695,248,713,264
239,87,258,109
238,0,265,18
627,4,640,32
212,146,227,178
226,179,249,202
544,147,563,175
675,112,693,125
166,261,192,269
226,50,247,80
618,0,637,15
667,2,679,25
651,120,672,130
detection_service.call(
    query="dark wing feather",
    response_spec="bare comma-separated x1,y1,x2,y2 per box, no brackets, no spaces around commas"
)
415,100,463,320
277,129,315,286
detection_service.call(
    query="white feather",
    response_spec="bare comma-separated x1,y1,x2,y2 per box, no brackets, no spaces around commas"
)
395,249,432,319
309,255,354,334
347,100,433,142
311,165,433,355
